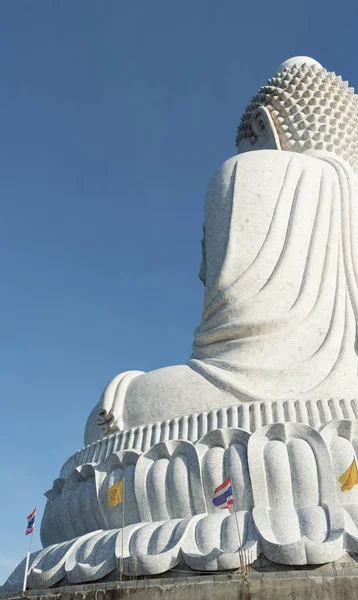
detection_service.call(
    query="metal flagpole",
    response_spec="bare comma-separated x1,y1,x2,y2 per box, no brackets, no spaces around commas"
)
230,488,246,573
120,475,125,582
22,527,34,592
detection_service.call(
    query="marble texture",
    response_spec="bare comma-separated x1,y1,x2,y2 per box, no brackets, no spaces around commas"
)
85,58,358,444
249,423,344,564
236,59,358,170
66,398,358,478
40,424,352,560
6,420,358,592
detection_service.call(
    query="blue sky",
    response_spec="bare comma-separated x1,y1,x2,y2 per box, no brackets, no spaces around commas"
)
1,0,357,584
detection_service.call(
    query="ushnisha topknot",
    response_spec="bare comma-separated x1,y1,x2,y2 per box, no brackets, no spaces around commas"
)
236,57,358,172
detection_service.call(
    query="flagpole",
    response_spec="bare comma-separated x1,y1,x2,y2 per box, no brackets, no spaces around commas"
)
22,527,34,592
230,489,246,573
120,475,125,582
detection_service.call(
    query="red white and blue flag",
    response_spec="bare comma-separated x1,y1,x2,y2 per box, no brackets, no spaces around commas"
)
26,508,36,535
212,477,234,509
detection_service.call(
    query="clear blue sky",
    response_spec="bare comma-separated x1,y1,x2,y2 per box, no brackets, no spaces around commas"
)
1,0,357,584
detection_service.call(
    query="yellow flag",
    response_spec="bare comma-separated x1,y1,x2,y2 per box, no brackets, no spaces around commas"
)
339,458,358,492
107,479,124,507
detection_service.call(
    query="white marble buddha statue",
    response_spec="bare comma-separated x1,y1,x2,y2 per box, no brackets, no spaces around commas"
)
6,57,358,593
85,56,358,446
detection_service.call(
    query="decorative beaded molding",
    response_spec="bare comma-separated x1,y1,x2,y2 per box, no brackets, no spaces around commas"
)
61,398,358,478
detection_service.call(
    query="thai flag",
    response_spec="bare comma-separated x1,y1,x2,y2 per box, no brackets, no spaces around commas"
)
26,508,36,535
212,477,234,509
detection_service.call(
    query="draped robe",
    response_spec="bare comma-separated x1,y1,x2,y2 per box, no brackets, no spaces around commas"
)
85,149,358,444
189,149,358,402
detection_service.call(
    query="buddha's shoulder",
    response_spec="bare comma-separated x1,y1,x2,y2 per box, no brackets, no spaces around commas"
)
220,149,331,171
208,150,335,193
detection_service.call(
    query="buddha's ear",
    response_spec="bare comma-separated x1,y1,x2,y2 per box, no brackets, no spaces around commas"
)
251,106,281,150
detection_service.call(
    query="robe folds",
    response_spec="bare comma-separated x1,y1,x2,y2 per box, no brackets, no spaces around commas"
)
85,149,358,445
190,150,358,402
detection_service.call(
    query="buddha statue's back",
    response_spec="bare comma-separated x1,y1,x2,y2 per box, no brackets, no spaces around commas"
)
85,57,358,446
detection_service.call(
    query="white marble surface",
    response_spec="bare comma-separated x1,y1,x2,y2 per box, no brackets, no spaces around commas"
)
66,398,358,479
85,57,358,444
6,420,358,591
84,148,358,444
236,58,358,168
275,57,322,72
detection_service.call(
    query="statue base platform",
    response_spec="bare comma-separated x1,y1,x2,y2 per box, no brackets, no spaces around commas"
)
5,401,358,593
2,556,358,600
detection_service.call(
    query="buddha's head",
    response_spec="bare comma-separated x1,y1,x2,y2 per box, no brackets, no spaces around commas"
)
236,56,358,172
